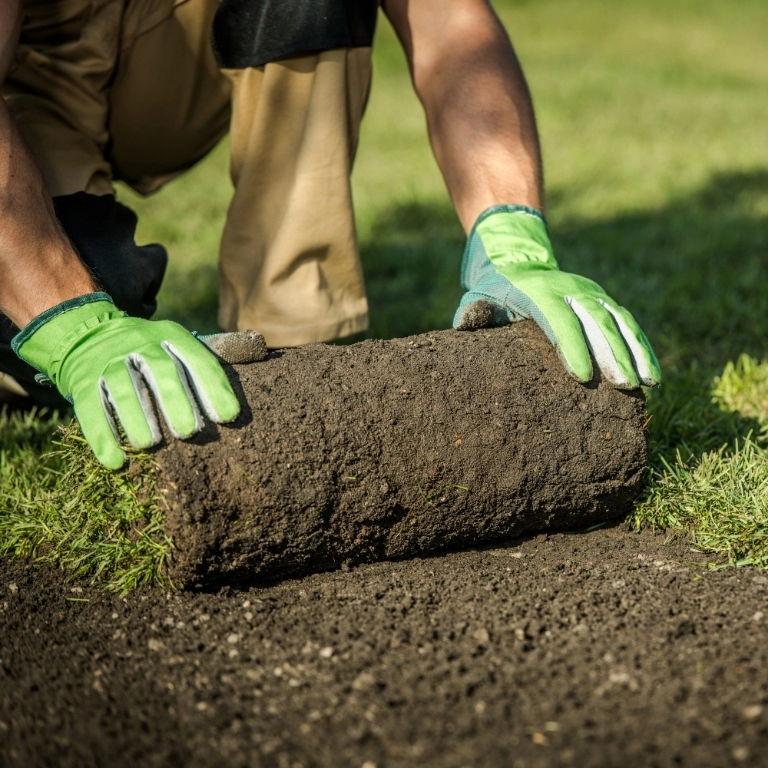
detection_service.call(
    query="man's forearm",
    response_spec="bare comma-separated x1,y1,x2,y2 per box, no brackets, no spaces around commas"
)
383,0,543,232
0,101,97,328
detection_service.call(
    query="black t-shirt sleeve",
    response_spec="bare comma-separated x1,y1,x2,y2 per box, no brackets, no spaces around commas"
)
211,0,379,69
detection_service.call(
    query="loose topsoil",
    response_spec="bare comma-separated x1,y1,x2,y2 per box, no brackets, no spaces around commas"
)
158,324,647,586
3,525,768,768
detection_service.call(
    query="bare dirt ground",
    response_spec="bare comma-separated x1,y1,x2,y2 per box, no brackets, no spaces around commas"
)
2,524,768,768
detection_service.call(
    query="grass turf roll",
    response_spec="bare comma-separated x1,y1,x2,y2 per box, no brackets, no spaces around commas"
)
156,322,648,586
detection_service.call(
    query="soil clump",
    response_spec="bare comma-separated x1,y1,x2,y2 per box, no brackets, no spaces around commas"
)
157,323,647,586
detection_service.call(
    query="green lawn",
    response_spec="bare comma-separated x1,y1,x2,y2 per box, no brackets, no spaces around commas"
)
3,0,768,588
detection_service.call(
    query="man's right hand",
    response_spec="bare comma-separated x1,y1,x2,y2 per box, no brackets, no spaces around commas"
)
12,293,254,469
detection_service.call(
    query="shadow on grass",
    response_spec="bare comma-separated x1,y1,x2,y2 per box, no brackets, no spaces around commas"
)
358,200,466,340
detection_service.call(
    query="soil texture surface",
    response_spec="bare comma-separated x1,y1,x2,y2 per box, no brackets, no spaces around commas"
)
3,525,768,768
158,324,647,586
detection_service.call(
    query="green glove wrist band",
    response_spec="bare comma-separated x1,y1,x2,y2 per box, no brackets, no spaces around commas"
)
467,204,557,270
13,293,123,386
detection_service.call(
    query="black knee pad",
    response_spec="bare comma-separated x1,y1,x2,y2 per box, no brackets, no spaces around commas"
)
211,0,379,69
0,192,167,407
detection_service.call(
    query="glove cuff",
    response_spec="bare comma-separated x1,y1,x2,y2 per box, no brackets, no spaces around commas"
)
473,203,548,229
11,292,118,376
460,204,557,291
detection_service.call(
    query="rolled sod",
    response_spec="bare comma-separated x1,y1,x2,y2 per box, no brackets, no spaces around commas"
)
156,322,648,586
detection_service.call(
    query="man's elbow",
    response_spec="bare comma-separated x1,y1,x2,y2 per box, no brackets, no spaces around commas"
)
387,0,512,102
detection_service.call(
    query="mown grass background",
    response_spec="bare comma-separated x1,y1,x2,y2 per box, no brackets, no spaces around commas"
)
2,0,768,588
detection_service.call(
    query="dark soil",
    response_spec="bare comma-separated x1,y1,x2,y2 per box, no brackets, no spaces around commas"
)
3,525,768,768
158,324,647,586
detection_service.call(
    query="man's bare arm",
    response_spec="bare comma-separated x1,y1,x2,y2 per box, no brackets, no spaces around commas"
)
0,0,96,329
381,0,543,233
381,0,661,390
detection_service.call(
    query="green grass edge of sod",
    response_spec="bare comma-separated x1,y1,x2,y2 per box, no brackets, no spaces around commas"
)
630,355,768,569
0,411,172,594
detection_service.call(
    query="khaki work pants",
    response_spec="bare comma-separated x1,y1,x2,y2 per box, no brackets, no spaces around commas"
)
4,0,371,346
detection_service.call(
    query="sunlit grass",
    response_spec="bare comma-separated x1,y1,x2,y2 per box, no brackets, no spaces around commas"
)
712,355,768,429
0,412,170,593
632,354,768,568
632,436,768,568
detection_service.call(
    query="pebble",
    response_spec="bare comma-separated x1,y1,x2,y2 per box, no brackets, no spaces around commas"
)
319,646,334,658
602,670,639,693
8,584,17,595
743,704,763,721
751,611,764,622
148,639,164,652
352,672,376,692
227,633,240,645
732,747,750,762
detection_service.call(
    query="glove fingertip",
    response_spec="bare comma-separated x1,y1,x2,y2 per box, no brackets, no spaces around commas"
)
75,393,128,470
642,352,663,387
171,415,204,440
558,346,593,384
209,389,241,425
96,444,127,471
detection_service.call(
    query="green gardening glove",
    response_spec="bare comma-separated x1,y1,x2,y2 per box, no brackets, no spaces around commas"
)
12,293,249,469
453,205,661,388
